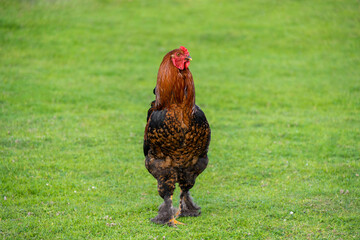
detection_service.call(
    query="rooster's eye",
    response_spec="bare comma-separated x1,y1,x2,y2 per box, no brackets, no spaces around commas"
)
176,53,180,57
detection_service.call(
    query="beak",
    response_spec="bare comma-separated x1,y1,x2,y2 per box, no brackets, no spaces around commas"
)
185,56,192,61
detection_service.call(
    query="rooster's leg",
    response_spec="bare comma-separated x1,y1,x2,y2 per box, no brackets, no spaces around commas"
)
177,155,208,217
177,187,201,217
151,175,184,226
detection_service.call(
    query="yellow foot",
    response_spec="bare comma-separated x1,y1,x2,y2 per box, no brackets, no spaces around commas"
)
168,217,185,227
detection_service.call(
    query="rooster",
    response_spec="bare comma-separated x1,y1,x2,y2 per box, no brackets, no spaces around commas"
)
144,46,211,226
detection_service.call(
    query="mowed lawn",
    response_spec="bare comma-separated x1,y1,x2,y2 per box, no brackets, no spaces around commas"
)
1,0,359,239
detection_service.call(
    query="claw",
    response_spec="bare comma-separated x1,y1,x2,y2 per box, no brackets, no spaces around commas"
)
168,217,185,227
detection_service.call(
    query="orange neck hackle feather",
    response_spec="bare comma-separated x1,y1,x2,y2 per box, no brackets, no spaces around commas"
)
155,50,195,111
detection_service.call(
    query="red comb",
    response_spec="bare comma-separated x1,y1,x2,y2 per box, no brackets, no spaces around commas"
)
180,46,189,55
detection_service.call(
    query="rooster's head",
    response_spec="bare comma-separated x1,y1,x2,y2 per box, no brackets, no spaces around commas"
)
171,46,192,70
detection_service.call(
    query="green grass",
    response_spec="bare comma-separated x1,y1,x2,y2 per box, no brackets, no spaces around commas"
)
1,0,359,239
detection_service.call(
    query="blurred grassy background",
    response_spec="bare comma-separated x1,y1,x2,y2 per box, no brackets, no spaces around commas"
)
1,0,359,239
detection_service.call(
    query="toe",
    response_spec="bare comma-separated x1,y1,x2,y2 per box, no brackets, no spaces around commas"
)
168,217,185,227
